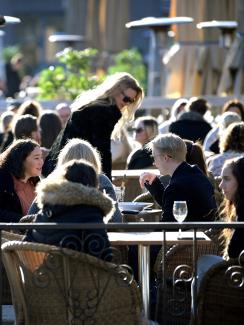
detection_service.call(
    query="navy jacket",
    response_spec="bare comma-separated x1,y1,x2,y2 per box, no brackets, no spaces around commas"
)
42,102,122,179
146,162,217,222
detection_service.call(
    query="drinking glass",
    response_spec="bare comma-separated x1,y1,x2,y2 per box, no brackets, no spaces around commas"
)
173,201,188,239
114,186,125,202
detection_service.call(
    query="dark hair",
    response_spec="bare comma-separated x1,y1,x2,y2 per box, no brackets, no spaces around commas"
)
188,97,210,116
220,122,244,153
16,100,42,118
0,139,40,180
230,157,244,205
13,114,38,139
185,139,208,175
63,159,98,188
222,99,244,121
40,111,62,149
220,157,244,252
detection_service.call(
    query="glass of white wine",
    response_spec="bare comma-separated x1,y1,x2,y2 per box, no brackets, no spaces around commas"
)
173,201,188,239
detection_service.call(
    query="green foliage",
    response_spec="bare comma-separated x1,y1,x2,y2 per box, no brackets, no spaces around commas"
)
3,46,20,62
37,47,147,100
38,48,103,100
108,48,147,91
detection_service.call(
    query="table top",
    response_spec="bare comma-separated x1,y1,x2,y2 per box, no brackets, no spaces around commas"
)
112,169,160,178
121,209,161,216
108,231,209,245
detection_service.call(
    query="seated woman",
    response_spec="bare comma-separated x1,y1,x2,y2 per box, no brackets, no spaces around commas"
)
24,159,114,260
207,122,244,177
28,138,122,222
56,138,122,222
194,156,244,291
0,139,43,222
127,116,158,169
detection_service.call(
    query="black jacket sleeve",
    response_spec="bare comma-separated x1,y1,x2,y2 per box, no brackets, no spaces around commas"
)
145,177,165,206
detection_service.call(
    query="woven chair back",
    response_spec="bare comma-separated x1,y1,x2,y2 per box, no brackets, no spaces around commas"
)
195,258,244,325
2,240,143,325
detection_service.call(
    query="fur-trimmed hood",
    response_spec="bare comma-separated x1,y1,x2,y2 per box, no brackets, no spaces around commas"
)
36,178,115,220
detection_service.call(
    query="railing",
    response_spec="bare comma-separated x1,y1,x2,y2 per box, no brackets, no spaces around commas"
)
0,221,244,325
1,95,244,113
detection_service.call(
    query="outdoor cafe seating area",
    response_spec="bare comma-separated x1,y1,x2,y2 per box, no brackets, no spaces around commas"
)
1,2,244,323
1,209,244,324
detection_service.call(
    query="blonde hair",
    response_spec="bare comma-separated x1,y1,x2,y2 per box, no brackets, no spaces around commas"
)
57,138,102,174
135,116,158,140
71,72,144,139
150,133,187,162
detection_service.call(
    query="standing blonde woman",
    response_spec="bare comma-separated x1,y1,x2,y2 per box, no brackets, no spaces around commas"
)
42,72,144,179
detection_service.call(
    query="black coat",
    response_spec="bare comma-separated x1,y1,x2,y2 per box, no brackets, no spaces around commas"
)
0,169,25,222
228,200,244,258
169,111,211,143
145,162,217,222
127,145,154,169
42,102,122,179
24,177,114,260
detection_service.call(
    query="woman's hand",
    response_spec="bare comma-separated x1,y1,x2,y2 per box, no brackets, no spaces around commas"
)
139,172,157,188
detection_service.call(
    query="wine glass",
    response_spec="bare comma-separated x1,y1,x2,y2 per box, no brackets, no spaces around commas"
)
173,201,188,239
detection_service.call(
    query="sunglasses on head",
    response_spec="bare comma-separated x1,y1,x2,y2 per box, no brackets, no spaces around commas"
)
122,91,135,104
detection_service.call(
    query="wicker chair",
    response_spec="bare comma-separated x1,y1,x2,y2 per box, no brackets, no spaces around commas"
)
2,240,146,325
154,239,223,325
192,258,244,325
1,231,23,306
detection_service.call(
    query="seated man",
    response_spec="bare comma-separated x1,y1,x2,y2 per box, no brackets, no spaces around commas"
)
140,133,217,222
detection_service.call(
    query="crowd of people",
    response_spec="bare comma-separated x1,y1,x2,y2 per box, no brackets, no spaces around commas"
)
0,71,244,322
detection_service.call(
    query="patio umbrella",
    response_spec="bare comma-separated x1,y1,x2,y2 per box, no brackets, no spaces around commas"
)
0,15,21,27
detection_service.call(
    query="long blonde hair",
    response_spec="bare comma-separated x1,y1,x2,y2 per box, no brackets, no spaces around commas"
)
57,138,102,174
71,72,144,139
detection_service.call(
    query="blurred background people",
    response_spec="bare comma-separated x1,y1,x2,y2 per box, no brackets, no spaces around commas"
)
159,98,188,134
207,122,244,177
12,114,40,143
0,99,43,153
0,111,14,147
39,110,62,149
127,116,158,169
55,102,71,128
203,99,244,154
169,97,212,143
4,53,24,98
111,128,135,170
15,99,42,119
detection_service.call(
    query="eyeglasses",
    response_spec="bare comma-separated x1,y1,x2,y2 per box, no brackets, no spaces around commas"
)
122,91,136,104
134,127,144,133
